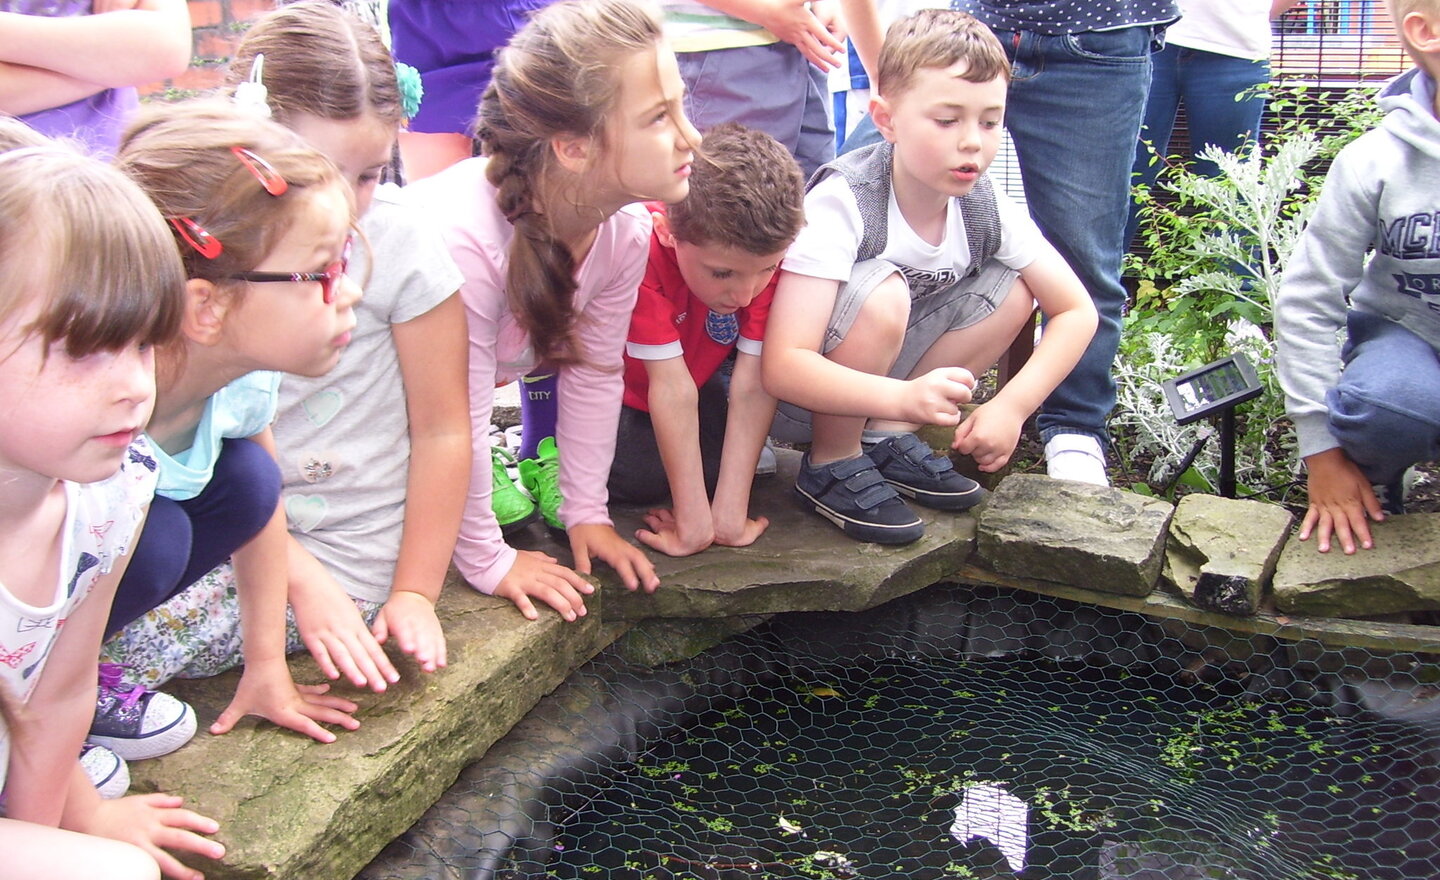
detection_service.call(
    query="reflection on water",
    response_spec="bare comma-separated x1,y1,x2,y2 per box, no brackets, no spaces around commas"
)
536,654,1440,879
949,784,1028,873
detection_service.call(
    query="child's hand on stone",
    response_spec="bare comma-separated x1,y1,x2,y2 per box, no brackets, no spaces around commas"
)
210,658,359,743
493,549,593,622
84,793,223,880
373,590,447,673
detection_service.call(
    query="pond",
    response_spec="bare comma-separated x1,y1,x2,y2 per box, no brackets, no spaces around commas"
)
365,586,1440,880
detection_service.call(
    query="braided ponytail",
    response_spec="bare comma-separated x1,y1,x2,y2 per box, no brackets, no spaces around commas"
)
476,0,664,364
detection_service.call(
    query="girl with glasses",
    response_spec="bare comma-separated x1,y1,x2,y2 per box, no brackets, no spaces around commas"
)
102,100,364,746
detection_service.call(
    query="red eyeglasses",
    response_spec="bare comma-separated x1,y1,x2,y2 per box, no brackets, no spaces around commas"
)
230,237,353,304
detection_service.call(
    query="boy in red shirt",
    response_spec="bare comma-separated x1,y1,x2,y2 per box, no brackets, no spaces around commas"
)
608,123,805,557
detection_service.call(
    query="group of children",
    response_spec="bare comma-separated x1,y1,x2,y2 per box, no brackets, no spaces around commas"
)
3,0,1439,876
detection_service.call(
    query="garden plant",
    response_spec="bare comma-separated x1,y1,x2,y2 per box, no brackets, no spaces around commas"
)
1117,85,1386,503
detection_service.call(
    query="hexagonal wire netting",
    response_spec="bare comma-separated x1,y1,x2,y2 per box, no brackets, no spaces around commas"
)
361,584,1440,880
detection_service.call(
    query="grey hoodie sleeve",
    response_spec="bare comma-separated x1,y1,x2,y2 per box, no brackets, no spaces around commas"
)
1274,140,1382,459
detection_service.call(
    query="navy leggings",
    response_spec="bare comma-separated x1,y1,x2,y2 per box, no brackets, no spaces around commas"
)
106,437,282,637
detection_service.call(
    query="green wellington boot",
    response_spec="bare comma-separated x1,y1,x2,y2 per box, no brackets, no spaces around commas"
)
492,445,538,536
518,436,564,532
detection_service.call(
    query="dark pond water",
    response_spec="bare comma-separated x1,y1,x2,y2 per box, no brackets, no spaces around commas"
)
536,654,1440,880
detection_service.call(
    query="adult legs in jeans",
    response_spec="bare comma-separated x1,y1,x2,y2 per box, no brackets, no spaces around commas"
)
996,27,1154,452
1125,44,1269,249
106,437,282,636
1326,310,1440,486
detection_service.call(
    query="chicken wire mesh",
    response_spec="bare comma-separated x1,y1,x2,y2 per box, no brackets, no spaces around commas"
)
361,583,1440,880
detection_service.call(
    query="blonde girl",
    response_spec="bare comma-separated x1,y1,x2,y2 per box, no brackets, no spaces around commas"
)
103,101,363,743
0,145,222,880
218,0,469,684
406,0,699,621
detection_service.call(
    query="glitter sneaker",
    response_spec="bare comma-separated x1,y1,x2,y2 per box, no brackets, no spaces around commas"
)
89,663,196,761
80,742,129,799
492,445,539,536
519,436,564,532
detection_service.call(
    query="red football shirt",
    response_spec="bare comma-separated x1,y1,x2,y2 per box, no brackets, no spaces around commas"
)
621,205,776,412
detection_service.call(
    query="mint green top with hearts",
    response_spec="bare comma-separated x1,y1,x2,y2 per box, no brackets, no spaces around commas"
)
150,370,281,502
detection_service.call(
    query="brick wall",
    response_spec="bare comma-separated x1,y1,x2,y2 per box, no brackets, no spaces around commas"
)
139,0,277,101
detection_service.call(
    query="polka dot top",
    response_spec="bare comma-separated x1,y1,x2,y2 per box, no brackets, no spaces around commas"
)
952,1,1179,35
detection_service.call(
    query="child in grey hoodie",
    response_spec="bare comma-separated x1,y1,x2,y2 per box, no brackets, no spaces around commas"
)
1276,0,1440,555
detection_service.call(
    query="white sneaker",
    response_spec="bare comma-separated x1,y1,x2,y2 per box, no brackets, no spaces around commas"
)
755,441,777,476
1045,433,1109,486
89,663,197,761
80,742,130,799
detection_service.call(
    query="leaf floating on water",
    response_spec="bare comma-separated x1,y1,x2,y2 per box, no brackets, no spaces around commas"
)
777,814,803,836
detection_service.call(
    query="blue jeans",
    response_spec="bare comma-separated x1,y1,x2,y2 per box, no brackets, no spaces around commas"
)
838,111,883,156
1125,44,1269,249
993,26,1156,447
1327,310,1440,485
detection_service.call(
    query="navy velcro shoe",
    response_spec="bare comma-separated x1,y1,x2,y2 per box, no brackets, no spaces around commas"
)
794,452,925,544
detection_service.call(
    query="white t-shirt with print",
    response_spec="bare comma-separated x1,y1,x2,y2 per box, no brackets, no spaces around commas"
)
0,437,157,793
783,171,1045,297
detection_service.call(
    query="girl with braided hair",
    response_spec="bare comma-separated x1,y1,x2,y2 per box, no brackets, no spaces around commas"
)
407,0,699,622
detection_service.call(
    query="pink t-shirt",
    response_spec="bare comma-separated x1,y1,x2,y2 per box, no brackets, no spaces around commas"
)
404,158,651,593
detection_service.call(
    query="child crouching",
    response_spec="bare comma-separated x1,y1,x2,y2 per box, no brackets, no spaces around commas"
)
762,9,1097,544
608,123,804,556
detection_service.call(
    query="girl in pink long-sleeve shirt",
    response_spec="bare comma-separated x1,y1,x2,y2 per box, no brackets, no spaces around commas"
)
406,0,701,621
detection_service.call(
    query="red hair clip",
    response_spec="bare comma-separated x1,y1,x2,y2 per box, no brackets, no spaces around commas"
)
168,216,223,259
230,145,288,197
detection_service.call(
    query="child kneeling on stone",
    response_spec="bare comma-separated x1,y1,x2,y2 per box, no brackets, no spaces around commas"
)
1276,0,1440,554
763,8,1097,544
608,122,804,556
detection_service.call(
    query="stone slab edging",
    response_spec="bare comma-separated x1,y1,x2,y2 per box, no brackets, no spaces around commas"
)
136,449,1440,878
137,589,628,880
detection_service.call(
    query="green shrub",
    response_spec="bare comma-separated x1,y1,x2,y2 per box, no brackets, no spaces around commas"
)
1116,85,1384,498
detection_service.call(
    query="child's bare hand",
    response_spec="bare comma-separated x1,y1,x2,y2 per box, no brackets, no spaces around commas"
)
86,793,224,880
952,400,1024,473
1298,448,1383,554
493,549,593,622
636,507,714,557
372,590,447,672
290,571,398,692
209,660,359,743
906,367,974,426
569,523,660,593
713,513,770,549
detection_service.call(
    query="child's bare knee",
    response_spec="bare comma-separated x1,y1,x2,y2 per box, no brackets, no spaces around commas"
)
850,272,911,347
